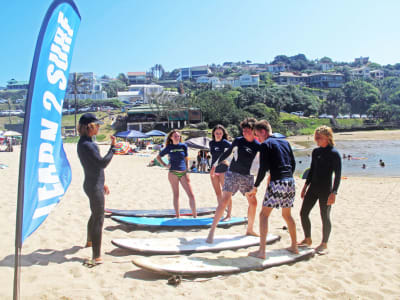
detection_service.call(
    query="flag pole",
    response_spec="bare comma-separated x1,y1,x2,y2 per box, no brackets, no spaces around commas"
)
12,1,80,299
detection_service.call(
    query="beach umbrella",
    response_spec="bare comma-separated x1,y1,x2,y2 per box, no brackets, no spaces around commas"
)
115,130,148,139
185,136,211,150
145,130,166,137
3,130,22,137
113,141,130,155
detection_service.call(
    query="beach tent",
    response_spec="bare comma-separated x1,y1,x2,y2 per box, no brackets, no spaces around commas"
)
3,130,22,137
272,132,286,138
185,136,211,150
115,130,148,139
145,130,166,137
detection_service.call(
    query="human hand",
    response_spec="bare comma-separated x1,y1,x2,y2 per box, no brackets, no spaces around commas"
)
110,136,116,146
246,187,257,197
104,184,110,195
327,193,336,205
210,166,216,176
301,186,307,199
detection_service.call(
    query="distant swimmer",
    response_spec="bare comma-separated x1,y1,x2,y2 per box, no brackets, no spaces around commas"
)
362,164,366,169
343,154,346,159
379,159,385,167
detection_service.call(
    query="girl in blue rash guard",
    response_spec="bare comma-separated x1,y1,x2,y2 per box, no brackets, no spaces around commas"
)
209,125,231,217
298,126,341,255
207,118,260,244
157,130,197,218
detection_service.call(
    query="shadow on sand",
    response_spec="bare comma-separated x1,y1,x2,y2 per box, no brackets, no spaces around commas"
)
0,245,84,268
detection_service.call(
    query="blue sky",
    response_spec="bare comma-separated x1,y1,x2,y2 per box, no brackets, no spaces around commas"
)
0,0,399,86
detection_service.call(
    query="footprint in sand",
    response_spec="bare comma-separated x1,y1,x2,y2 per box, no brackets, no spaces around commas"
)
70,266,82,278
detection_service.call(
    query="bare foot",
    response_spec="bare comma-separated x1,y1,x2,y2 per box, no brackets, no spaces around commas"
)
246,230,259,237
248,249,266,259
85,241,92,248
221,215,231,222
315,244,328,255
297,238,312,247
286,246,299,254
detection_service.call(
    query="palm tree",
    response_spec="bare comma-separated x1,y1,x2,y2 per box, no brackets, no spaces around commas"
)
70,73,87,135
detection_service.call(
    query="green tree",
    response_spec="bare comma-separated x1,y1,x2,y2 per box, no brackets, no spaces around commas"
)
323,89,345,117
367,103,400,121
117,73,129,85
343,80,381,114
70,73,87,135
244,103,281,129
102,80,126,98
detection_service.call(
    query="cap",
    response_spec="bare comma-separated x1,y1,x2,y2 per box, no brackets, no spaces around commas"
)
79,113,104,125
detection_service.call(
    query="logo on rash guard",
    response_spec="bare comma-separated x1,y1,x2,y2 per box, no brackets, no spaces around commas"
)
171,149,184,153
244,147,253,154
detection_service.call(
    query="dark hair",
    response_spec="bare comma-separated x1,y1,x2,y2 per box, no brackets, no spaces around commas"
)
254,120,272,133
240,117,257,130
211,124,229,141
165,129,182,146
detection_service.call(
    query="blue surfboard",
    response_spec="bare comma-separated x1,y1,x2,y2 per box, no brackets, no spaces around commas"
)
111,216,247,229
105,207,216,218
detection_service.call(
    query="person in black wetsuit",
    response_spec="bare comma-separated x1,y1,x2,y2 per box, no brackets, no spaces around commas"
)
298,126,341,255
77,113,116,266
209,125,231,217
248,120,298,259
206,118,260,243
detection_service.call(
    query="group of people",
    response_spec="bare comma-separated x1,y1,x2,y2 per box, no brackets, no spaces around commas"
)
77,112,342,266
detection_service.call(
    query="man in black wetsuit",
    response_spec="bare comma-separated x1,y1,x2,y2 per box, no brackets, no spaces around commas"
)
298,125,341,255
77,113,116,266
206,118,260,243
248,120,298,259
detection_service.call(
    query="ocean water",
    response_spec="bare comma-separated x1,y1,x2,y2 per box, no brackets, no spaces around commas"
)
293,140,400,178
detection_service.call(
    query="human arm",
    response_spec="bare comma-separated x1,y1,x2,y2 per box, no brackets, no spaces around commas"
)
104,184,110,195
305,149,316,185
81,139,115,169
254,143,270,188
328,150,342,205
213,138,237,167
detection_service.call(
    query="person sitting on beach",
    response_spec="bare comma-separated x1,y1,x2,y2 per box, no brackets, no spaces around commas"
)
298,126,342,255
190,161,198,172
248,120,298,259
156,130,197,218
77,113,116,267
206,118,260,243
209,124,232,218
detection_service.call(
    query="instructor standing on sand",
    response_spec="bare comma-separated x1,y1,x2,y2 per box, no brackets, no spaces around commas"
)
298,125,341,255
77,113,116,266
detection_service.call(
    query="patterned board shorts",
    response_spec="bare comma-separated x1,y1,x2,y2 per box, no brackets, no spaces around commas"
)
263,178,295,208
223,171,254,196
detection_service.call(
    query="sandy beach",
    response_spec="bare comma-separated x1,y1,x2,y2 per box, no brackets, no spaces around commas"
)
0,130,399,299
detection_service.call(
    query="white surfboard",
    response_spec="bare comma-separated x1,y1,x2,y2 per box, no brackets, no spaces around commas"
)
131,248,315,276
112,234,281,255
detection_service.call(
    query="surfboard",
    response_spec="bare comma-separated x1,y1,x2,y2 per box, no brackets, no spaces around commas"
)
131,247,315,276
112,234,281,255
111,216,247,229
105,207,216,217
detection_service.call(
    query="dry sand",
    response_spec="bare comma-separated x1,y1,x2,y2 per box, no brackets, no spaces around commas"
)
0,130,399,299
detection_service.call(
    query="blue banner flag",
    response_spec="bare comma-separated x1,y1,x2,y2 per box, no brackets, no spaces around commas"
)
18,0,81,243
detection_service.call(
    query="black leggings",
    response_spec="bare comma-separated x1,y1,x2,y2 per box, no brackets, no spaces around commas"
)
85,187,105,259
300,188,332,243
